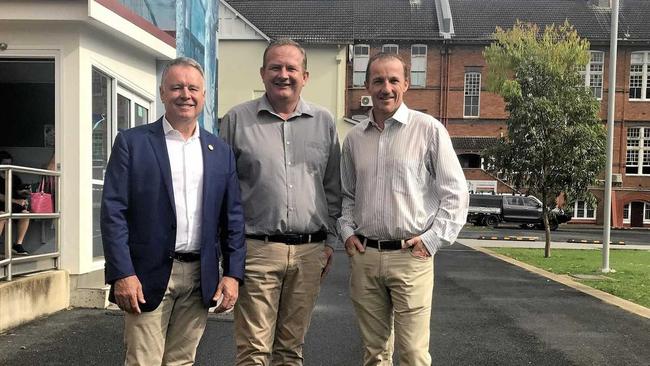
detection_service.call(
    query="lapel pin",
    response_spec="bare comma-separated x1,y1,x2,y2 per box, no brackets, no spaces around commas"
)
208,144,214,151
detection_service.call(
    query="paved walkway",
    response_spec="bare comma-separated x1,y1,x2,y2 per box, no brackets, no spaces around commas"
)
1,244,649,365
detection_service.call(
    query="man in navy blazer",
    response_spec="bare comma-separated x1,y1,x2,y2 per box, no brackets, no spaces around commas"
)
101,57,245,365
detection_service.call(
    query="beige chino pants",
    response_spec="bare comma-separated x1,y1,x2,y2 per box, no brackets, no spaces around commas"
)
123,260,208,366
234,239,326,366
350,247,434,366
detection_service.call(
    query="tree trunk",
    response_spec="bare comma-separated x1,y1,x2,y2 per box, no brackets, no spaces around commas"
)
543,208,551,258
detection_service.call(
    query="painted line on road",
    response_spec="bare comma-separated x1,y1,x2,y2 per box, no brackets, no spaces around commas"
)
472,246,650,320
567,239,625,245
479,236,538,241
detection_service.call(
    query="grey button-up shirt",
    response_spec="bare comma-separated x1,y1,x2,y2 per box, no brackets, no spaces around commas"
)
220,96,342,245
338,103,469,255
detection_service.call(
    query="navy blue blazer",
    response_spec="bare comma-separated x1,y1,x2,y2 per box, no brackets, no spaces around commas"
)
100,119,245,312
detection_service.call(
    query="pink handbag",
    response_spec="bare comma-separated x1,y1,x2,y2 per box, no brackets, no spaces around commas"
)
30,178,53,213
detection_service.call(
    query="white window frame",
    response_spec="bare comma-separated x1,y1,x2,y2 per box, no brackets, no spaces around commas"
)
464,72,481,118
353,44,370,87
410,44,427,88
629,51,650,101
623,202,650,224
117,86,152,133
382,44,399,54
91,66,154,260
625,126,650,175
623,203,630,223
572,200,596,219
582,51,604,100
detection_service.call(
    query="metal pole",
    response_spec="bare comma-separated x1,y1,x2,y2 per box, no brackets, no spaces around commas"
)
602,0,619,273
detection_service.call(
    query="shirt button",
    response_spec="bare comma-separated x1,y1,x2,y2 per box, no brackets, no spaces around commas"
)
286,141,291,145
288,162,292,165
289,184,293,188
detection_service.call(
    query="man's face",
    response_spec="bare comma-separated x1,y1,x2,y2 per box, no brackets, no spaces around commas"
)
365,57,409,122
260,45,309,106
160,65,205,124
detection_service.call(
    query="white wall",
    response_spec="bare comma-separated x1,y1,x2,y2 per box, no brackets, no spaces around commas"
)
0,20,161,277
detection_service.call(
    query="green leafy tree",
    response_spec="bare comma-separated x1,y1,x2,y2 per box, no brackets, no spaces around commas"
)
483,21,606,257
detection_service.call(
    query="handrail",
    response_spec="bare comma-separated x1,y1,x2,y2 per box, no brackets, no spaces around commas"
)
0,164,61,176
1,165,61,281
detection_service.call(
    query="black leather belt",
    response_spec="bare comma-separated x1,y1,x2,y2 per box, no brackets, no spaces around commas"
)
246,231,327,245
172,251,200,262
358,235,405,251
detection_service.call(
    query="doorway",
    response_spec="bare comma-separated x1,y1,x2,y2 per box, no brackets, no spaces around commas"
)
630,201,645,228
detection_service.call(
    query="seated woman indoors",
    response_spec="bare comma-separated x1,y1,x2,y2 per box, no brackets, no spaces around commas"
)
0,151,31,255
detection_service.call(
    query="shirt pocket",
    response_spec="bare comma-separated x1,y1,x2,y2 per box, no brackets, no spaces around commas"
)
391,159,423,195
305,142,328,175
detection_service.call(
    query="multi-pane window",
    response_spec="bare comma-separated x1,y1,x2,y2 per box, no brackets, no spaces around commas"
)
623,202,650,223
91,68,151,258
572,200,596,219
353,44,369,87
411,45,427,87
382,44,399,54
626,127,650,174
582,51,604,99
464,72,481,117
629,51,650,100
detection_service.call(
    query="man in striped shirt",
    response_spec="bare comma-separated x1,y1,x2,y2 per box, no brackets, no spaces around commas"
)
339,52,469,366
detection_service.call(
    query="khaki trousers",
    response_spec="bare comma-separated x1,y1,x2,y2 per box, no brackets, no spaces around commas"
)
234,239,326,366
124,260,208,366
350,247,434,366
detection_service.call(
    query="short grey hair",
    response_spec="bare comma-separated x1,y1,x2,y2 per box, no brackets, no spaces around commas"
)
160,57,205,88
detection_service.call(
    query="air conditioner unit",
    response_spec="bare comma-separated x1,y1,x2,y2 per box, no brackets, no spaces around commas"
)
360,95,373,107
612,173,622,183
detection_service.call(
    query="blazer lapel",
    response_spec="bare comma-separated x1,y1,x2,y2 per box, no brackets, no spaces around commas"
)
199,131,213,221
147,119,176,216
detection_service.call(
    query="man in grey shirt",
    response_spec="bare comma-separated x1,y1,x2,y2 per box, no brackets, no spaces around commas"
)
220,39,341,366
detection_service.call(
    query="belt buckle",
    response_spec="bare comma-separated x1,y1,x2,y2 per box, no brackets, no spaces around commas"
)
377,240,387,251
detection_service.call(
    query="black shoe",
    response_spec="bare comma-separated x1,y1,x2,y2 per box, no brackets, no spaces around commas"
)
12,244,29,255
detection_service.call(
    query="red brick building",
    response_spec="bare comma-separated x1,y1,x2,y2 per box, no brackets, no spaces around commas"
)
345,0,650,227
226,0,650,227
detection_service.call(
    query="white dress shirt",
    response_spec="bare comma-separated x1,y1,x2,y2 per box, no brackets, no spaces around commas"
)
163,117,204,253
338,103,469,255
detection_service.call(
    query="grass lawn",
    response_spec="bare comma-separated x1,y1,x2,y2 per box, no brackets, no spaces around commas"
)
490,248,650,308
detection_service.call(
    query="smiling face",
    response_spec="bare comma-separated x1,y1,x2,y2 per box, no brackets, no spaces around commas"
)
260,44,309,110
365,56,410,124
160,64,205,125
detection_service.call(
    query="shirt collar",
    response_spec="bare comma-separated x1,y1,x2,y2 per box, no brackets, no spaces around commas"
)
256,94,314,120
162,116,200,140
362,103,410,130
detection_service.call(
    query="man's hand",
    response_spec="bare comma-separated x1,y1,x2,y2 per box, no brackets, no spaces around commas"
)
114,275,146,314
320,245,334,281
344,235,365,256
213,276,239,313
406,236,431,259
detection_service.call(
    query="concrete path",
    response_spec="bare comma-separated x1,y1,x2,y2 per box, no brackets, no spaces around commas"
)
1,245,648,365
